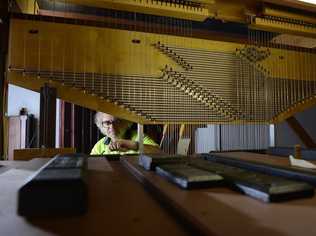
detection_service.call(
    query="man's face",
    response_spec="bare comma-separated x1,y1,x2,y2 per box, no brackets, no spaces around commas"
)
99,114,118,138
99,114,129,138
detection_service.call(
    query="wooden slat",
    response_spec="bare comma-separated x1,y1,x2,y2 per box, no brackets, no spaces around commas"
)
13,147,76,161
8,117,21,160
0,0,9,159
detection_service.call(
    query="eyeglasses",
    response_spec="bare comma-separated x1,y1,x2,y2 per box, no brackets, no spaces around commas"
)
101,119,120,128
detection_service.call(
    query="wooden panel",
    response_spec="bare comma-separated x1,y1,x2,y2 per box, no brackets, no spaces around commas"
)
0,0,9,159
8,18,242,76
13,147,76,160
122,154,316,236
8,117,21,161
7,15,316,125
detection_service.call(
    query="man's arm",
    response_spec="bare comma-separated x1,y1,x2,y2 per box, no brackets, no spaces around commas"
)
109,138,162,154
108,139,138,151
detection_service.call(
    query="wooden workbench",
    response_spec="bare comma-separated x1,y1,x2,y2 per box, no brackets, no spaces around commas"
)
0,158,191,236
1,153,316,236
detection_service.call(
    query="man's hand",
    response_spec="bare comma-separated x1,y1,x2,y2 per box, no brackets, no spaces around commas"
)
108,139,138,152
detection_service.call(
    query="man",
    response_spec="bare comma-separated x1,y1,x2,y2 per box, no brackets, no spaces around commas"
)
90,112,160,155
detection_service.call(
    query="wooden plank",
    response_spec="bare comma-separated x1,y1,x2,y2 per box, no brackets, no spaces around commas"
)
13,147,76,161
156,163,224,189
286,116,316,148
0,0,9,159
122,154,316,236
8,117,21,160
213,151,316,167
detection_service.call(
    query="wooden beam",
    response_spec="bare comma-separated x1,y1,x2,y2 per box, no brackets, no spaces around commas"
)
13,147,75,161
52,0,211,22
60,101,74,148
19,11,248,45
264,0,316,13
0,0,9,159
286,116,316,148
271,97,316,123
8,71,149,124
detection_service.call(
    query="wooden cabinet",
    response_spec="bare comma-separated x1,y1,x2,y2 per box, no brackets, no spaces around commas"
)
7,115,36,160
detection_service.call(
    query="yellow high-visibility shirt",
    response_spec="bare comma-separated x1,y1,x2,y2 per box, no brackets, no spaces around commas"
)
90,131,158,155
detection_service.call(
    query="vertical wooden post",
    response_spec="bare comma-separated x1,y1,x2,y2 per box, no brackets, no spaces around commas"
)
179,124,185,139
39,84,57,148
59,101,73,148
0,0,9,159
73,105,83,153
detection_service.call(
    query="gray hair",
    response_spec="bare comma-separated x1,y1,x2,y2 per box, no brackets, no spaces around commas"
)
94,112,106,132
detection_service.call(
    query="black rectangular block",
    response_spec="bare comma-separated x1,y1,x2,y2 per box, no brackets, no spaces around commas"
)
156,164,224,189
18,153,88,217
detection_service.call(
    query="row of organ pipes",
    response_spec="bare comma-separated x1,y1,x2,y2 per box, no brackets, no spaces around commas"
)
7,0,316,154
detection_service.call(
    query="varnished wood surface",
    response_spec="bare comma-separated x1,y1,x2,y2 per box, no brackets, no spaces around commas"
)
13,147,76,161
122,154,316,236
0,158,191,236
214,151,316,167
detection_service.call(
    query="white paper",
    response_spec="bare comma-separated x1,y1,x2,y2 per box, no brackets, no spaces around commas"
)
289,155,316,169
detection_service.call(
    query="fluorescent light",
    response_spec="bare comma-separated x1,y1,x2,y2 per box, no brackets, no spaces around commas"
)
296,0,316,5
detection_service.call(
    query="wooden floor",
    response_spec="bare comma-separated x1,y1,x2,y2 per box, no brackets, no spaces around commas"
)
0,158,191,236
